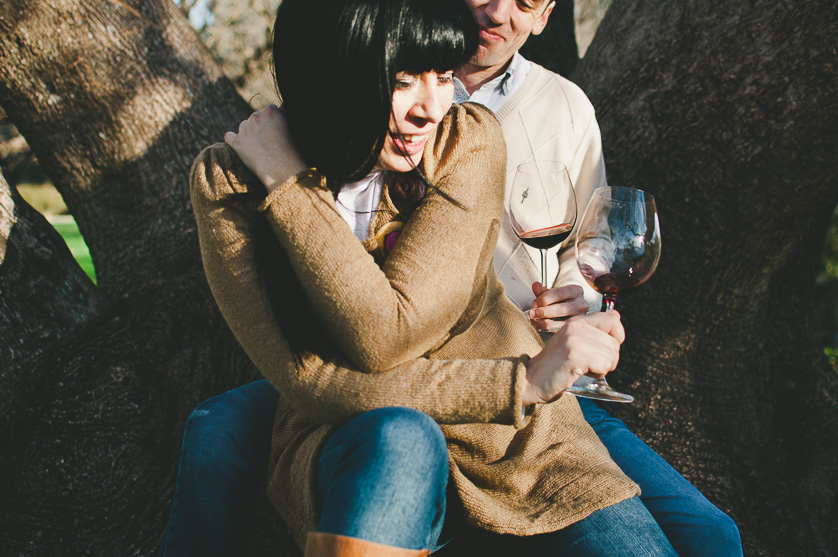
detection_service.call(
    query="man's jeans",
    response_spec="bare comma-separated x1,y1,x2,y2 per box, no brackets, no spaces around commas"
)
159,380,742,556
158,380,278,556
577,397,742,556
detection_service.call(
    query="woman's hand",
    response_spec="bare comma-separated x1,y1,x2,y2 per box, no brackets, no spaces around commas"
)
527,283,590,332
522,311,624,406
224,105,306,194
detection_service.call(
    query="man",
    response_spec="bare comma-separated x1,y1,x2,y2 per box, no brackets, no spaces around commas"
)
160,1,742,555
449,3,741,556
455,0,604,324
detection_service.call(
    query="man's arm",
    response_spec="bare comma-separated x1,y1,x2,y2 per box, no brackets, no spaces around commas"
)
528,82,607,330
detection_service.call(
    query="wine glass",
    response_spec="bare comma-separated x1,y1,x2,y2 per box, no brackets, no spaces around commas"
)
507,160,577,290
567,186,661,403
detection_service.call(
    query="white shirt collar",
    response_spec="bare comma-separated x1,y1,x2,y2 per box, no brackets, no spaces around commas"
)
453,52,531,113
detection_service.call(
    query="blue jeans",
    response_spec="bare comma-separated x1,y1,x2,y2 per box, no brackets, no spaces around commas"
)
160,380,741,555
317,407,449,550
318,406,676,555
576,398,743,557
158,380,278,556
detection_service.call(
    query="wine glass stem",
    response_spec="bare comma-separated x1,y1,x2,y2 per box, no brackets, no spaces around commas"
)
603,294,617,313
540,249,548,288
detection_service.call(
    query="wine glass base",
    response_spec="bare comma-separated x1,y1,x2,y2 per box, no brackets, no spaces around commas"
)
566,383,634,403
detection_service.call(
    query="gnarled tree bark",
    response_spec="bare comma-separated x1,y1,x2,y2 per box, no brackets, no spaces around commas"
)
0,0,293,554
574,1,838,554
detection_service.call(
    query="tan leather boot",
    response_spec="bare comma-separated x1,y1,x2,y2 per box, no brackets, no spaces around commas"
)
304,532,430,557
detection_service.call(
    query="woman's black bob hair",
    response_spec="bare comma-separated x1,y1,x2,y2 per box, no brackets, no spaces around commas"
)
272,0,479,189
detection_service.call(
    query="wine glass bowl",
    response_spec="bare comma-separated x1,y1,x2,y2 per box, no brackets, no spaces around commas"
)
568,186,661,403
507,160,577,289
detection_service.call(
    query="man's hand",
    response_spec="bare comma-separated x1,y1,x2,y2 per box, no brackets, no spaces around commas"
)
522,311,624,406
224,105,306,194
527,283,589,331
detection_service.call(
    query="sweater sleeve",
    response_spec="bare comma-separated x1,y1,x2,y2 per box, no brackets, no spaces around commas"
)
190,142,531,428
258,104,508,372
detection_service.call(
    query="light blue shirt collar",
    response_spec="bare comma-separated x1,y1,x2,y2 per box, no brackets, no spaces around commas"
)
453,52,531,113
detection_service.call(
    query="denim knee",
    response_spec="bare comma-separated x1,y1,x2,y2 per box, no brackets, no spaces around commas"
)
324,406,449,494
317,407,449,549
180,380,277,472
693,507,743,556
181,398,246,470
362,407,448,467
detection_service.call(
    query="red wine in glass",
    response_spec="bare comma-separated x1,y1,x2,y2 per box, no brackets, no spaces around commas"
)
568,186,661,403
507,161,577,288
518,223,574,250
577,267,645,297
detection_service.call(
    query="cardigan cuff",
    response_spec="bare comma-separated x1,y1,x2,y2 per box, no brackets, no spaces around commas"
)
512,355,534,429
257,168,329,213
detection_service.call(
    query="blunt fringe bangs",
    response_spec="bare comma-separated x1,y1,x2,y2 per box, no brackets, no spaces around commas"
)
272,0,478,188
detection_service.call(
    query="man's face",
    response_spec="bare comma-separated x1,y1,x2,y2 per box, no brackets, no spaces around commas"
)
464,0,555,70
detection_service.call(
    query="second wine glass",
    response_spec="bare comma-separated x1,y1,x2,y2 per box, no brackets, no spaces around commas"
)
567,186,661,403
507,160,577,289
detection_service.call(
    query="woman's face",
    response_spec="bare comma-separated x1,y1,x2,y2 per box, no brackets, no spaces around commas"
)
376,70,455,173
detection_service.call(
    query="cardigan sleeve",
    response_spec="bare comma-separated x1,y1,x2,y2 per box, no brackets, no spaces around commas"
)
189,142,531,428
258,104,508,373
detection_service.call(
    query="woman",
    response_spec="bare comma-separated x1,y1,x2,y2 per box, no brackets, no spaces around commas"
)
189,0,676,555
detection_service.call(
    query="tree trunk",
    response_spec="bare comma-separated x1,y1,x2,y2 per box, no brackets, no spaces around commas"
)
1,0,836,554
573,1,838,554
0,0,295,554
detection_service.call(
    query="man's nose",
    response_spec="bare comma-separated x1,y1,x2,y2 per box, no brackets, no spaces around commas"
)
484,0,513,24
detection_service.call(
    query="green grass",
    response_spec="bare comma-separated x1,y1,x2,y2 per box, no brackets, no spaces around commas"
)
51,215,96,284
826,347,838,372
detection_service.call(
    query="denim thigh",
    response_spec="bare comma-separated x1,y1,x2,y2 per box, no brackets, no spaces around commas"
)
435,496,677,556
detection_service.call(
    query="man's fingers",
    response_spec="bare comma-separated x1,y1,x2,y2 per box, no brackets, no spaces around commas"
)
531,282,547,297
532,284,584,307
528,298,589,320
529,317,565,332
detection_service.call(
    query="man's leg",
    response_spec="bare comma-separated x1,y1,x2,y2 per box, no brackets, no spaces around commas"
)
316,407,449,551
577,397,743,556
435,496,676,556
159,379,279,556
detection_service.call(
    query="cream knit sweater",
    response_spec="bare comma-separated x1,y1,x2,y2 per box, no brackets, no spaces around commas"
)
494,63,607,312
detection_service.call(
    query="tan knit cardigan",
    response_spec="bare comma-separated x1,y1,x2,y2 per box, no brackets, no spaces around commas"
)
190,103,638,549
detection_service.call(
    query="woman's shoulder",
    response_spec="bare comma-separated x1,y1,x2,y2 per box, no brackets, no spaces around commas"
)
421,102,506,182
444,102,504,147
190,142,261,202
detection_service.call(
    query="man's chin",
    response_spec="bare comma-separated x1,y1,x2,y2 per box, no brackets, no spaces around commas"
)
470,48,511,70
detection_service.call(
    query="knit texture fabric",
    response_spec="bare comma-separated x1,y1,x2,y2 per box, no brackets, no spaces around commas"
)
493,63,607,312
190,103,638,549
